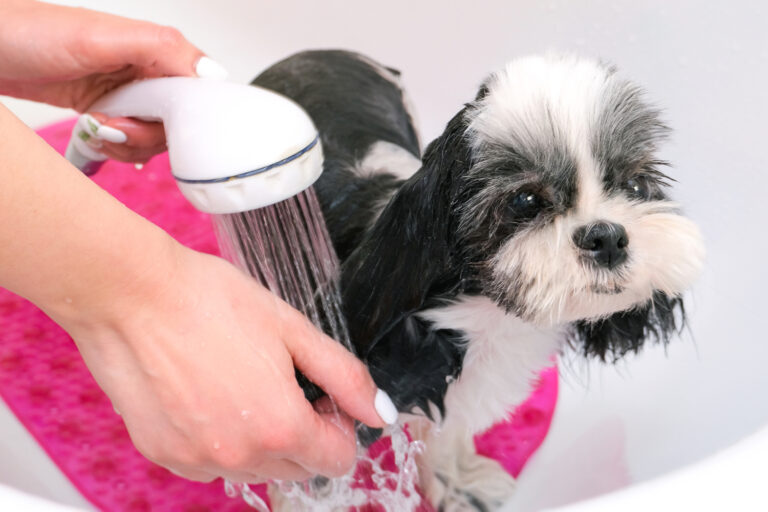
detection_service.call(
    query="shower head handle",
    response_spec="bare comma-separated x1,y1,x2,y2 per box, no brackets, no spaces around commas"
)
66,77,324,214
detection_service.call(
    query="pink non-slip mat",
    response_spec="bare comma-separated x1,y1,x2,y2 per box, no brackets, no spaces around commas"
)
0,119,557,511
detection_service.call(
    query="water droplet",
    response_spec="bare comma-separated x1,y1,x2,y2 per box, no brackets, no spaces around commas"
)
211,189,424,510
213,440,220,450
64,297,73,304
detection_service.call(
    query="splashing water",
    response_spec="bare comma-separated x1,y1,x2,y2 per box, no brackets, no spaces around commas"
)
212,187,425,511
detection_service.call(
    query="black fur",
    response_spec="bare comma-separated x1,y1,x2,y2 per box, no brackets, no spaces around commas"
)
591,76,672,200
253,50,419,260
253,50,478,419
252,50,688,423
342,108,476,417
571,291,684,362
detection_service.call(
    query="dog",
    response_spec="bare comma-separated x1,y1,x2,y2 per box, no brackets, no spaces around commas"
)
253,50,705,510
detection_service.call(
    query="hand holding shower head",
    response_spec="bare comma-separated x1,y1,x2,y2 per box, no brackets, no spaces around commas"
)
65,77,323,214
63,66,417,511
64,74,345,392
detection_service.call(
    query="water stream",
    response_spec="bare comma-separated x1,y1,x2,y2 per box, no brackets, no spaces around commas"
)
212,187,424,511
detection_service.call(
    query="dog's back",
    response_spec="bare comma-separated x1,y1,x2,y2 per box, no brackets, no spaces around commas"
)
252,50,421,260
253,51,468,420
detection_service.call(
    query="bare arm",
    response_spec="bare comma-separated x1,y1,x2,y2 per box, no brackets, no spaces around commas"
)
0,1,392,482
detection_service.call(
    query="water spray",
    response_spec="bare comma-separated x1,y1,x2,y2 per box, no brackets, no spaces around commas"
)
65,77,423,511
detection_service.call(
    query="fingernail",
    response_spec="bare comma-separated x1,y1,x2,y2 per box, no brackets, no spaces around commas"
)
374,389,398,425
96,125,128,144
195,56,229,80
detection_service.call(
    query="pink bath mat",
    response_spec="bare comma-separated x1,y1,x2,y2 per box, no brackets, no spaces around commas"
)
0,119,557,511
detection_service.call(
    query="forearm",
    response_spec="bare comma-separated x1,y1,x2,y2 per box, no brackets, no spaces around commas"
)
0,102,177,329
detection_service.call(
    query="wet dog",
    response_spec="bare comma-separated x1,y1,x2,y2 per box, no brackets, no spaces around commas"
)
253,50,704,510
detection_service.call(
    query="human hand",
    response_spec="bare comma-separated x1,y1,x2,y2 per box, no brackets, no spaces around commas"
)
53,243,392,482
0,0,227,163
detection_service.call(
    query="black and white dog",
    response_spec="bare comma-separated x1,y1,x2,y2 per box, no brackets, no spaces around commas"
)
253,50,704,510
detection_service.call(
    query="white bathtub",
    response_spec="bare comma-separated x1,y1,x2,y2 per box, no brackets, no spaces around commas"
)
2,0,766,510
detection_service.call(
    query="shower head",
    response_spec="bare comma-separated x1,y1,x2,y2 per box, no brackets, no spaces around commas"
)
65,77,323,214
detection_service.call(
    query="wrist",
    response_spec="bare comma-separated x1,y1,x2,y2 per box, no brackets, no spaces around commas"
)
42,224,183,336
0,102,184,337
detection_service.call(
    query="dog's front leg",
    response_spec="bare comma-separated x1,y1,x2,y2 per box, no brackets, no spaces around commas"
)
417,421,516,512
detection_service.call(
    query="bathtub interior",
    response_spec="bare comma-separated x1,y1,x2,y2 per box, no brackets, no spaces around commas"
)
1,0,766,510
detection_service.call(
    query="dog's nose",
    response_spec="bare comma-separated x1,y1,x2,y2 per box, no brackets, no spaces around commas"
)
573,222,629,269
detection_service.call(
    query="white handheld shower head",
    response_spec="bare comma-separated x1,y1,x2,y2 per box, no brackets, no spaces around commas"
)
65,77,323,214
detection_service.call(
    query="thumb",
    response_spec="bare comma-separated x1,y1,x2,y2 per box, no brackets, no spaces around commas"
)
278,303,398,429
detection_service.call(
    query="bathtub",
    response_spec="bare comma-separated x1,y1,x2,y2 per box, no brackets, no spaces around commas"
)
2,0,766,510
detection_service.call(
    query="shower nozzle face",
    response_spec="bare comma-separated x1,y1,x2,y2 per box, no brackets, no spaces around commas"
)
69,77,324,214
175,134,324,214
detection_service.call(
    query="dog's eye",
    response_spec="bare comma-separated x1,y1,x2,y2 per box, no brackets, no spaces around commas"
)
508,191,543,218
624,177,652,200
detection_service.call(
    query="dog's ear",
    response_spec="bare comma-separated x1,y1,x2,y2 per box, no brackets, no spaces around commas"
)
475,81,491,101
341,107,473,358
571,292,685,362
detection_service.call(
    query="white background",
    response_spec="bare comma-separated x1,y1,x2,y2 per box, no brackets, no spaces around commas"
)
2,1,767,510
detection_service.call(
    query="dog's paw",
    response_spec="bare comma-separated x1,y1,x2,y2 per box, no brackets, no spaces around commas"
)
426,453,516,511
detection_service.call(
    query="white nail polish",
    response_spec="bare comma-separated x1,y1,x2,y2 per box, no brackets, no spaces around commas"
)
195,56,229,80
65,114,107,174
375,389,398,425
96,125,128,144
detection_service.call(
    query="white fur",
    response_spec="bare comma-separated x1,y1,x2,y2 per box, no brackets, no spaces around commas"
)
354,140,422,180
419,423,516,512
343,54,703,510
410,56,704,509
410,295,558,510
491,198,704,326
356,140,423,224
418,295,561,434
468,54,609,161
464,54,705,326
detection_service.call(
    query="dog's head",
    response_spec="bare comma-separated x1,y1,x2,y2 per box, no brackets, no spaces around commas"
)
463,54,705,358
346,54,704,362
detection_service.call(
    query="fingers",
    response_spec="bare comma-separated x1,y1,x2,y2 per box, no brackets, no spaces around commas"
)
167,467,218,483
71,18,228,161
86,113,166,163
292,397,358,477
278,302,394,429
98,116,166,148
169,462,311,485
213,460,312,484
99,141,168,164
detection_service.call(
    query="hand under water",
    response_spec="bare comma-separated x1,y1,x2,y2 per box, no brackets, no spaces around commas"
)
56,246,387,482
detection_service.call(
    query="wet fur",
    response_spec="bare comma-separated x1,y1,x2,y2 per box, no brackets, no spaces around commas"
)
252,50,704,509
